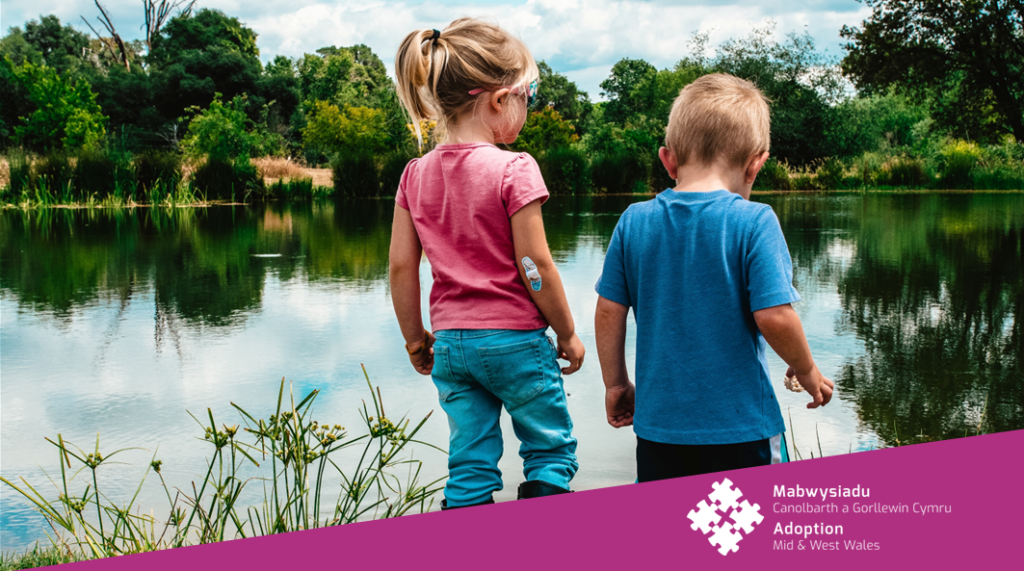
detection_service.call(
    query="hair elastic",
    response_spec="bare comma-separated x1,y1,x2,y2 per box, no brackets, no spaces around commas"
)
430,29,441,41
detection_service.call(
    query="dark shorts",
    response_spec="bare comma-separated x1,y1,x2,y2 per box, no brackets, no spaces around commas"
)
636,435,772,483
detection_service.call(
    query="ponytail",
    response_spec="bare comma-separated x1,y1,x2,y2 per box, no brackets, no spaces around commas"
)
394,18,538,147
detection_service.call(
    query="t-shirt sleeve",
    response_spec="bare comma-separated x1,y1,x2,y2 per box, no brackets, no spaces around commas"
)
746,207,801,312
595,210,631,307
395,158,418,210
501,153,549,217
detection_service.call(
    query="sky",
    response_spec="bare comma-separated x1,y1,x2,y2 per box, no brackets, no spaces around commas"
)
1,0,871,100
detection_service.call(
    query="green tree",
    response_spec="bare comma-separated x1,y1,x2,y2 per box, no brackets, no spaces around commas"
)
302,101,387,156
841,0,1024,142
536,61,592,131
21,15,90,74
2,56,106,150
148,9,262,124
514,107,580,156
600,58,657,125
297,50,356,106
180,94,252,161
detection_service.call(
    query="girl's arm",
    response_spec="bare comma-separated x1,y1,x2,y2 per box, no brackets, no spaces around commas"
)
510,200,585,374
389,205,433,375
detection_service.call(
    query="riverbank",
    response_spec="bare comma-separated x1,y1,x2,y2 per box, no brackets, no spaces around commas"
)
3,151,1023,210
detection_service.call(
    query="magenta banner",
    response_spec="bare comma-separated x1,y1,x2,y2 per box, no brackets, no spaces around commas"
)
69,429,1023,570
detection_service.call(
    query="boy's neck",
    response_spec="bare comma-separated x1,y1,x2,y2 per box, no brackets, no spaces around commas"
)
672,162,752,200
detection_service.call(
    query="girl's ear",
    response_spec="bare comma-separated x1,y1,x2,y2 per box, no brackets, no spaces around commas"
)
489,88,511,113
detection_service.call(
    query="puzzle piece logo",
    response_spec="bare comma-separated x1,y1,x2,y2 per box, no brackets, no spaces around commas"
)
686,478,763,556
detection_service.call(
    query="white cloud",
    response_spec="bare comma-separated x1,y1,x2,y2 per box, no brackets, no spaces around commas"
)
3,0,870,98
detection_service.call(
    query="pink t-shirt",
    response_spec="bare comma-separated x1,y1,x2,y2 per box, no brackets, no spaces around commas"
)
395,142,549,331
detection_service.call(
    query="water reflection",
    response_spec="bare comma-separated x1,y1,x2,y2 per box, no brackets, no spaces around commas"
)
1,193,1022,550
763,193,1024,443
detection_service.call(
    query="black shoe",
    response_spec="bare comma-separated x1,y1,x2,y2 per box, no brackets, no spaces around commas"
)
440,497,495,510
517,480,571,499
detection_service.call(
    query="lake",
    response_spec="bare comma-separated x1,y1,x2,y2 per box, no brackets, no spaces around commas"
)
1,192,1022,550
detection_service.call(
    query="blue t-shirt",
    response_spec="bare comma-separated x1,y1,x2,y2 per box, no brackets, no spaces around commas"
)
595,189,799,445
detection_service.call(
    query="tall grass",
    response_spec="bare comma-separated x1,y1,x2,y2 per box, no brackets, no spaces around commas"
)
0,368,444,561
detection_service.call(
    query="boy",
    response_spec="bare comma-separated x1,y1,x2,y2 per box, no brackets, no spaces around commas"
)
594,73,834,482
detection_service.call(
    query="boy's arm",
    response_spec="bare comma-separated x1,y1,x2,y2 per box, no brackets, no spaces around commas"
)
595,296,635,427
753,303,834,408
510,200,585,375
389,205,433,375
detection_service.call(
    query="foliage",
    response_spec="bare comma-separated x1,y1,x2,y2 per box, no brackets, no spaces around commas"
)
180,95,252,161
3,57,107,151
331,151,380,198
75,147,136,200
149,9,262,122
135,149,182,191
191,158,262,199
841,0,1024,142
380,151,415,195
537,145,591,195
939,139,982,189
303,101,388,157
753,158,792,190
0,374,443,560
536,61,592,132
514,107,580,156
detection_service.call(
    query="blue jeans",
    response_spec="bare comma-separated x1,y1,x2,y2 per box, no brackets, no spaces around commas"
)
431,328,578,507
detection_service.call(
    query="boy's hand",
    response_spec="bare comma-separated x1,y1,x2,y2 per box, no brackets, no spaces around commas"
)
406,332,435,375
556,332,585,375
787,365,834,408
605,382,635,428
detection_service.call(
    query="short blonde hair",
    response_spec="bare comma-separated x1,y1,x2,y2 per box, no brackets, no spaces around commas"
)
665,73,770,168
395,18,538,145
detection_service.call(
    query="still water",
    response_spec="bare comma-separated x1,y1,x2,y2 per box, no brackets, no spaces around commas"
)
1,193,1022,550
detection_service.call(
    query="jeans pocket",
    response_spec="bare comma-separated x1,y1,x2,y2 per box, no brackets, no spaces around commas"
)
477,338,546,409
432,345,456,401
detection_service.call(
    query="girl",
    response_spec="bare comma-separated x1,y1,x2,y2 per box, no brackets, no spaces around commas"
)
389,18,584,509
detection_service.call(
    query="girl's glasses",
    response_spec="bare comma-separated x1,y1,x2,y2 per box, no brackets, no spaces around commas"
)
469,80,538,108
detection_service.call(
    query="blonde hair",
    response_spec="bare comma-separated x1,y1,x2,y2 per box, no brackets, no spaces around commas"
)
395,18,538,145
665,73,770,168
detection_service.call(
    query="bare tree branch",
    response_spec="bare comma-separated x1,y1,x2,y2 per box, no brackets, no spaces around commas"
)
91,0,131,71
142,1,198,51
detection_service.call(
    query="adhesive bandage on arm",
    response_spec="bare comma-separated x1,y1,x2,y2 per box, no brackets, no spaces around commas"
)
522,256,542,291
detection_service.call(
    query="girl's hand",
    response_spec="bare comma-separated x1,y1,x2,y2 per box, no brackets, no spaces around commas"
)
407,332,435,375
556,332,585,375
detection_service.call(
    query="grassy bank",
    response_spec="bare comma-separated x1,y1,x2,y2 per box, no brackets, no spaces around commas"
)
3,137,1022,210
0,369,444,566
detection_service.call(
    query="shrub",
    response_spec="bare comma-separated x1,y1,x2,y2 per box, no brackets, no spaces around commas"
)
7,150,33,194
265,177,323,200
75,147,135,200
939,140,982,189
753,158,791,190
790,173,818,191
538,145,590,195
35,152,74,200
191,158,263,200
331,150,379,197
134,150,182,193
880,155,929,187
814,158,845,190
591,149,649,193
379,151,414,196
972,164,1024,190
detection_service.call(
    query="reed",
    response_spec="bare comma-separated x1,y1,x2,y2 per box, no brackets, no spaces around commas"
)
0,368,444,561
